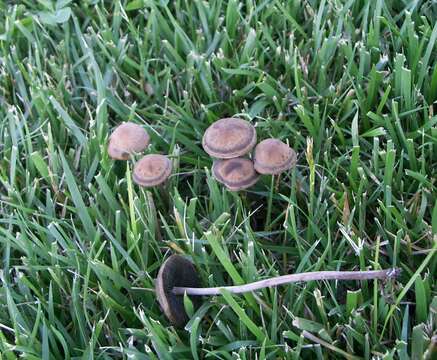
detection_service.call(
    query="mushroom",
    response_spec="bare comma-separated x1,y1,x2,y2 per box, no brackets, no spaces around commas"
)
108,122,150,160
133,154,172,187
253,138,297,175
202,118,257,159
156,254,400,327
155,254,202,328
253,139,297,230
212,158,259,191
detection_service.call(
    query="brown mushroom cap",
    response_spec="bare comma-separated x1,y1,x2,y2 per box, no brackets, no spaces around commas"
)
133,154,172,187
202,118,257,159
155,255,202,328
108,122,150,160
253,138,297,175
212,158,260,191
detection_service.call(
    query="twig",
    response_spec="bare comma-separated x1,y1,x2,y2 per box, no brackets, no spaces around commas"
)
173,268,400,296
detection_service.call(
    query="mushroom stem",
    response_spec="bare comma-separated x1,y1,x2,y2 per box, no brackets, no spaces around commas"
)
172,268,400,296
265,174,275,231
156,182,171,211
275,173,281,191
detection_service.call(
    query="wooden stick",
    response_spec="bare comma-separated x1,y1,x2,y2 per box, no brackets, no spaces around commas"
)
173,268,400,296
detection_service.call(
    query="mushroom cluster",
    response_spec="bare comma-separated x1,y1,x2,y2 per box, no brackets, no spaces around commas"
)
108,122,172,187
202,118,297,191
108,120,303,329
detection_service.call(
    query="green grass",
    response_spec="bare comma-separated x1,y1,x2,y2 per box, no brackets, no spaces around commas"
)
0,0,436,358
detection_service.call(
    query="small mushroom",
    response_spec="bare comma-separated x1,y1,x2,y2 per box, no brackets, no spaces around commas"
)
133,154,172,187
202,118,257,159
253,138,297,175
108,122,150,160
212,158,259,191
155,254,400,327
155,255,202,328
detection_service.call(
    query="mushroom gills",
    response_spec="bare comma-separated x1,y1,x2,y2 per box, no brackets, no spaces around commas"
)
155,255,202,328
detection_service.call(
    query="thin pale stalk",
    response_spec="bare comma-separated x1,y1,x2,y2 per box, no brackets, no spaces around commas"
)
173,269,400,296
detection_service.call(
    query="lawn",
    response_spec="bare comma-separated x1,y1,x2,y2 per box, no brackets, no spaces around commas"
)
0,0,436,358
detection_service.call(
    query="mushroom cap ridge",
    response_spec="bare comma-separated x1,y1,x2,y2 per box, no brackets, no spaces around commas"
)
133,154,172,187
253,138,297,175
202,118,257,159
212,157,259,191
108,122,150,160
